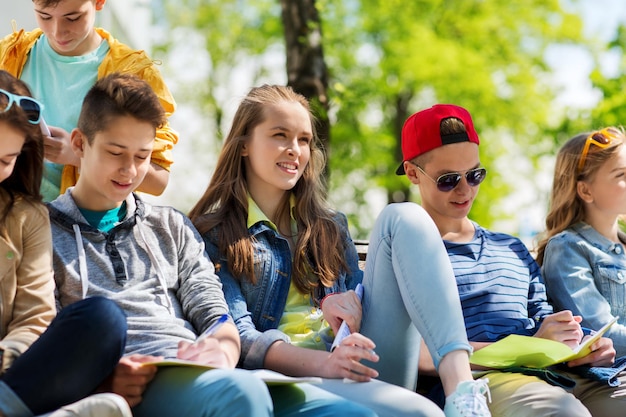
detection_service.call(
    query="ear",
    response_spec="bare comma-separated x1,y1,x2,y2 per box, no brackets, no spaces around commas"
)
576,180,594,204
241,142,249,157
70,129,87,158
95,0,106,11
405,162,421,185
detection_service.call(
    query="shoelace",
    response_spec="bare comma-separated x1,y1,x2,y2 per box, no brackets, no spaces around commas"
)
452,379,492,416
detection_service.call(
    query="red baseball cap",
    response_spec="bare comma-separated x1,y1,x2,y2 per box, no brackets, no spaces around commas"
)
395,104,479,175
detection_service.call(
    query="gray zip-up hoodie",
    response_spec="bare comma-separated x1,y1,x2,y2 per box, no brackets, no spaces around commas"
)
48,190,229,358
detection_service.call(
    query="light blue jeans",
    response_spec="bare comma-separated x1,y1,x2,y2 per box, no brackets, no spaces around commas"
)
132,367,272,417
132,367,376,417
360,202,472,389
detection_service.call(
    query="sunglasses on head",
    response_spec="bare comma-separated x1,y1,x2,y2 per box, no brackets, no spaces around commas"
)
0,88,44,124
577,127,621,172
412,163,487,192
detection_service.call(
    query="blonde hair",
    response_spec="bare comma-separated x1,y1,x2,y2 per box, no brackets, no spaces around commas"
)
189,85,348,294
536,127,626,265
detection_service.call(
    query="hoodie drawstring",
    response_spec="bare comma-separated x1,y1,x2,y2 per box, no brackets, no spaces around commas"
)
72,224,89,299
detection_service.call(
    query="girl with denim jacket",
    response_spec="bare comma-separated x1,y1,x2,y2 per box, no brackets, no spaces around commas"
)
189,85,491,417
537,127,626,356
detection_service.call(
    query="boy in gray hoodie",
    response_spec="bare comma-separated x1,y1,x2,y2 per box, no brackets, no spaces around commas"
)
47,73,273,417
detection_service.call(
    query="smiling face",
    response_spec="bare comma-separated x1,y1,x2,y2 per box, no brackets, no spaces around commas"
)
70,114,154,211
0,121,26,184
408,141,481,228
241,100,312,204
33,0,105,56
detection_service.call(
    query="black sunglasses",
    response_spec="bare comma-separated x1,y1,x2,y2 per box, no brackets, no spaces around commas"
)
413,163,487,192
0,88,44,124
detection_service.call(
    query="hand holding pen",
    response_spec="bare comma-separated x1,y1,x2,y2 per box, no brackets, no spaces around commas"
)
177,314,231,367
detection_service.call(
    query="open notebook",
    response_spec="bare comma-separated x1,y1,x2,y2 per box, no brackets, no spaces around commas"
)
470,316,618,369
142,359,322,385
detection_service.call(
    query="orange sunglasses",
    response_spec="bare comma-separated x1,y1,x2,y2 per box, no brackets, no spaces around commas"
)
577,127,621,172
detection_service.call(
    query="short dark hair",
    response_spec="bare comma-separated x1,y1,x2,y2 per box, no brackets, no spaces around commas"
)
77,73,166,144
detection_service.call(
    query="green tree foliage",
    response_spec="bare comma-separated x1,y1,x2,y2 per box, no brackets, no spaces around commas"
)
160,0,595,238
320,0,588,236
590,23,626,129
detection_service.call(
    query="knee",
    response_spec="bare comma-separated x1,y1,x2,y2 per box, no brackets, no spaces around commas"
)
552,394,591,417
322,401,376,417
205,370,272,412
81,297,127,333
376,202,439,240
62,297,127,347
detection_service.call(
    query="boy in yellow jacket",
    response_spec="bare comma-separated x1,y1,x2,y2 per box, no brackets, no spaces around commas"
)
0,0,178,202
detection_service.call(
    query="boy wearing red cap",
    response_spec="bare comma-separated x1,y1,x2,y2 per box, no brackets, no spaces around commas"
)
405,104,625,417
348,103,493,415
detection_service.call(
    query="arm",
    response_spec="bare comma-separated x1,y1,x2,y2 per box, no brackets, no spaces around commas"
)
543,235,626,354
133,63,178,196
0,203,56,372
135,162,169,196
320,212,364,334
177,322,240,368
203,228,378,380
264,333,378,381
175,215,239,366
202,233,290,369
525,251,554,326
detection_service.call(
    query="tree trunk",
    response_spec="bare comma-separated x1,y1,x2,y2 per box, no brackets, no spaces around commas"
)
388,91,413,203
280,0,330,182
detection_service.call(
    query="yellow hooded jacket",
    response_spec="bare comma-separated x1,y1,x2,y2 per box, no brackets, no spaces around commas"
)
0,27,178,194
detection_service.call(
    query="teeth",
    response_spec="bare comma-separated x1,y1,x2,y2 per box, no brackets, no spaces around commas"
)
278,163,297,170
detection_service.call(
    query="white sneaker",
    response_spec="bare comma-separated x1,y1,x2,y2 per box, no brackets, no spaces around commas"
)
443,378,491,417
38,394,131,417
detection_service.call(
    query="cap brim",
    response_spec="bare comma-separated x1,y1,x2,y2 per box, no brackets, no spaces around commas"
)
395,162,405,175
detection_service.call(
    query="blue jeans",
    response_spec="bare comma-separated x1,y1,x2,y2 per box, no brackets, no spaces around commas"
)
132,367,376,417
269,382,376,417
0,296,127,417
360,203,472,389
132,367,271,417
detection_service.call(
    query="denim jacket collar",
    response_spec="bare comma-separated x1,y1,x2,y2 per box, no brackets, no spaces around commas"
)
571,222,626,255
247,194,297,236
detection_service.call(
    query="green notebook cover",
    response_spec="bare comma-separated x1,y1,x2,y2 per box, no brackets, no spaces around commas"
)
470,316,618,369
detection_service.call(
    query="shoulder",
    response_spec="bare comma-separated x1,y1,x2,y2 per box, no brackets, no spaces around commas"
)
330,210,349,227
476,224,534,257
0,191,47,224
98,28,160,70
0,28,42,48
477,224,523,245
547,228,579,245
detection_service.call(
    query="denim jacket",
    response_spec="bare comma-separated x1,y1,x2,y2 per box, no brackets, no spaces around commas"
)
203,212,363,369
542,222,626,356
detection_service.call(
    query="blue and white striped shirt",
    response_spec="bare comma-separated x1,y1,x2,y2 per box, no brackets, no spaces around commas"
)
445,224,553,342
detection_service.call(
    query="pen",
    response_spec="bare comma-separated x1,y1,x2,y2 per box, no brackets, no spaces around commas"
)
194,314,229,345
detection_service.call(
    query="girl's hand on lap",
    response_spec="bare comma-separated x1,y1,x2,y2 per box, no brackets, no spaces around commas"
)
325,333,379,382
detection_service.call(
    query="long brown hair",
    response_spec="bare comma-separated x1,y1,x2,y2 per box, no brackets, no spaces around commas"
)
0,70,44,235
536,127,625,265
189,84,348,294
